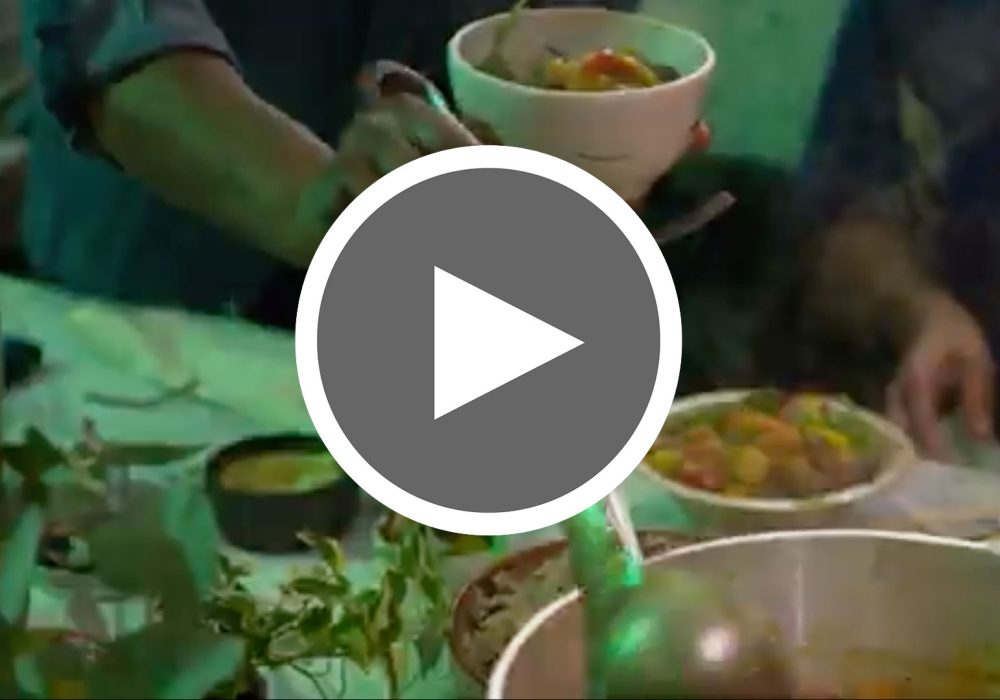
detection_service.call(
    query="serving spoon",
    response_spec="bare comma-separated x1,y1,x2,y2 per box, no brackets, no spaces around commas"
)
479,0,533,81
563,505,792,699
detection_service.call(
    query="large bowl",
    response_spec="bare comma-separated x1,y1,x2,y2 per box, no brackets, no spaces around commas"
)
639,390,917,534
489,530,1000,698
449,529,699,696
447,8,714,203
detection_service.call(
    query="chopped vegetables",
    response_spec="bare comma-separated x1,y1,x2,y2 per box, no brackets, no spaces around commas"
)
534,48,680,91
646,391,888,499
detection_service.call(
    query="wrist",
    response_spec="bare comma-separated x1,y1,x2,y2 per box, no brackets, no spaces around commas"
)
280,156,346,267
892,284,952,349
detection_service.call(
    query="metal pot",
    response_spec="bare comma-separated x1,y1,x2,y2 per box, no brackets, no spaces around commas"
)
489,530,1000,699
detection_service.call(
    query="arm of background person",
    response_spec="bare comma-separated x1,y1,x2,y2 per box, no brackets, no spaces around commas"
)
29,0,335,267
790,0,938,350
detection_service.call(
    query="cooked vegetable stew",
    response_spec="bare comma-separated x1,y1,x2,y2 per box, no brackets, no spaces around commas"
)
646,391,890,499
535,48,680,91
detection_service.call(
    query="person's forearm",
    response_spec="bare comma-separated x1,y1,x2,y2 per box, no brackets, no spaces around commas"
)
88,51,334,267
803,217,940,349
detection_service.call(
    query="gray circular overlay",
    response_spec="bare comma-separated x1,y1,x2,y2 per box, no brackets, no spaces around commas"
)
316,168,660,512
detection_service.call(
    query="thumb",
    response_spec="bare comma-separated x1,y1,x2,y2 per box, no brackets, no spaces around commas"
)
689,121,711,153
385,94,479,151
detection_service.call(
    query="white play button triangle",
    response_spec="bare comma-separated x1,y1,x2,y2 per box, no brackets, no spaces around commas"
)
434,267,584,419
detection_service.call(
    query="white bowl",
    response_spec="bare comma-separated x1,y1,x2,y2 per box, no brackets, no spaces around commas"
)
447,8,715,203
639,390,918,534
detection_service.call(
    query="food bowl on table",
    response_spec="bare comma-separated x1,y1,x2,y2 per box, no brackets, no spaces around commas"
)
447,7,715,203
449,529,699,696
205,434,359,553
639,390,917,534
489,530,1000,699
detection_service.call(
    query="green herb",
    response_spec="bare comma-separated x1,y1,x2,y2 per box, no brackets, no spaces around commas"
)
1,425,454,700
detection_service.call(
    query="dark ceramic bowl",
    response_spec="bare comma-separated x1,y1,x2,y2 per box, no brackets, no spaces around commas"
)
205,435,359,554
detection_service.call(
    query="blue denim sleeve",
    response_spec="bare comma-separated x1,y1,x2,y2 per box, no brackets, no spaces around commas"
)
26,0,236,142
791,0,909,231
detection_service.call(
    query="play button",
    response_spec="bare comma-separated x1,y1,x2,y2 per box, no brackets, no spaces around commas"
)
296,146,682,535
434,267,583,420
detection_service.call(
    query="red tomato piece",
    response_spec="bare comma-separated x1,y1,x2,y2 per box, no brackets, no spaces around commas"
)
581,49,639,81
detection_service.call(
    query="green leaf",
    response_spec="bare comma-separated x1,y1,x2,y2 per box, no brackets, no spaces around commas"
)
0,505,43,624
12,654,44,697
218,555,251,584
398,537,418,572
285,576,347,600
266,628,310,662
372,577,404,648
417,572,446,608
339,627,372,668
157,635,245,700
87,510,199,620
3,428,65,478
414,628,445,676
161,486,221,600
300,532,345,574
298,606,331,638
93,625,244,700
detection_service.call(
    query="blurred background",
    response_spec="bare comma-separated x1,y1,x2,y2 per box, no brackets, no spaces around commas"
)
0,0,876,398
641,0,844,167
0,0,845,221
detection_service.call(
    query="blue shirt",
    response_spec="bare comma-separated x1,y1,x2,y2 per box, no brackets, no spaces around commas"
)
796,0,1000,354
20,0,633,316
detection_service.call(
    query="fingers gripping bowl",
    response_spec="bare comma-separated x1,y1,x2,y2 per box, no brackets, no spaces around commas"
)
447,8,715,203
640,390,917,533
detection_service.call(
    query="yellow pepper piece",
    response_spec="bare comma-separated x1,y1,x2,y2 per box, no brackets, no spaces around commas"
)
732,445,771,485
620,54,661,86
648,448,682,475
804,424,851,455
542,57,574,88
726,409,787,438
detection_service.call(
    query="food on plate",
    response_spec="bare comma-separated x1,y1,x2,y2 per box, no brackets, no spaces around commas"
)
219,450,342,495
535,48,680,91
645,390,889,499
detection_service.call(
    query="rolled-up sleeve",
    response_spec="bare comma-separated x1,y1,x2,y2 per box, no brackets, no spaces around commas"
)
26,0,237,141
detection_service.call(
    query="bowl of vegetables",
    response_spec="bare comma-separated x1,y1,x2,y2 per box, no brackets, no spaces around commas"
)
640,390,917,534
447,6,714,203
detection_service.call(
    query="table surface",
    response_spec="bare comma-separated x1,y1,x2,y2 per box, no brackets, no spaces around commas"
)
3,273,1000,699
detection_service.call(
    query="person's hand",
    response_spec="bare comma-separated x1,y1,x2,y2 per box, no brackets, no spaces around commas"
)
689,120,712,154
886,290,995,458
294,93,477,257
333,94,477,200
